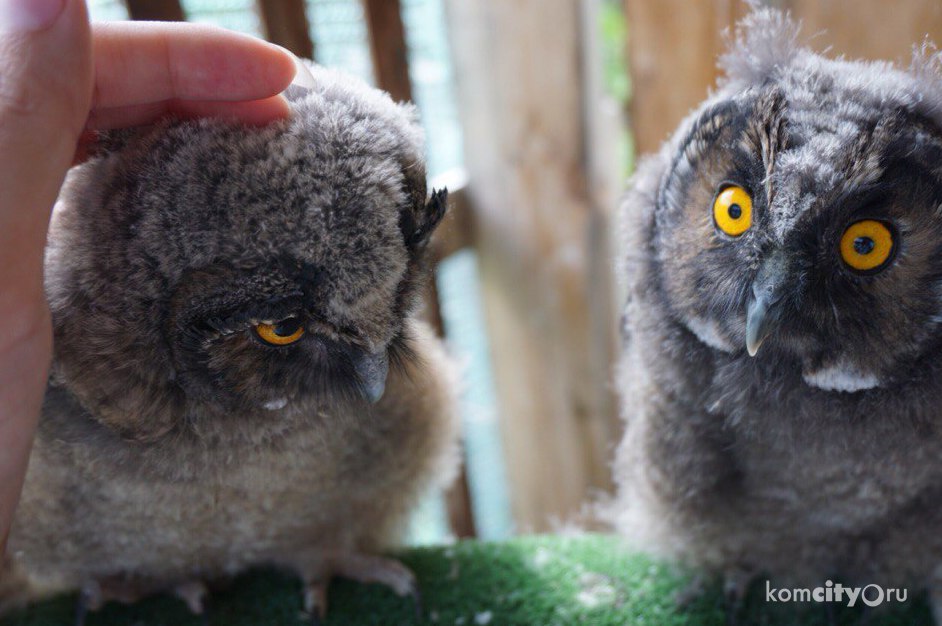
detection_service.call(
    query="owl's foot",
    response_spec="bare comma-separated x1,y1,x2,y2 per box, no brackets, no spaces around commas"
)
721,567,754,626
74,577,209,626
675,573,707,609
929,567,942,626
300,553,421,623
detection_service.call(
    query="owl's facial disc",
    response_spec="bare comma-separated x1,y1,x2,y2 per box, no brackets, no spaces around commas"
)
250,315,390,403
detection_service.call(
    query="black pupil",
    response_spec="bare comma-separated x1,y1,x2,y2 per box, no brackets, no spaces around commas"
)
273,318,302,337
853,236,875,255
727,204,742,220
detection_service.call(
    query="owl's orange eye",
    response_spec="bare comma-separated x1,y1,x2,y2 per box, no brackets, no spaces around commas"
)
254,318,305,346
840,220,895,273
713,185,753,236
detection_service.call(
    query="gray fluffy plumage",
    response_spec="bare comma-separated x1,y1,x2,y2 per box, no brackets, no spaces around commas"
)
0,64,458,615
613,8,942,618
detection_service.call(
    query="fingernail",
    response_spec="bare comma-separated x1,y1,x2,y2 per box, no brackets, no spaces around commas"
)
0,0,66,33
285,49,316,90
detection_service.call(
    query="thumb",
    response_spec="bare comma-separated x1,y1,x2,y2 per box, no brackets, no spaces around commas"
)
0,0,92,551
0,0,92,304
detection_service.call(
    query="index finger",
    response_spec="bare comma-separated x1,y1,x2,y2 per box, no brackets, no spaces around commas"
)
91,21,297,109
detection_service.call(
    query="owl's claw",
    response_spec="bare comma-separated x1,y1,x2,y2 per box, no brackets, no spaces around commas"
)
74,581,106,626
72,576,209,625
302,579,330,623
674,573,707,609
721,568,753,626
173,580,208,615
299,553,421,622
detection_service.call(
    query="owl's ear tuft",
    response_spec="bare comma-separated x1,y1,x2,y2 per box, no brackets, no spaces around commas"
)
401,188,448,251
718,6,804,89
909,40,942,125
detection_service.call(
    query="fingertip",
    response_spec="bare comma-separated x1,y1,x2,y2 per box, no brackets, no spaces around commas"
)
173,94,291,126
257,41,300,93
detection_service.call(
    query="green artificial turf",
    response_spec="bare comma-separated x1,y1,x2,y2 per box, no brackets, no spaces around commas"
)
0,534,933,625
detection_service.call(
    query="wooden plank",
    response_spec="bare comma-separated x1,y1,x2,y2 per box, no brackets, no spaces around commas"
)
423,179,477,537
123,0,184,21
627,0,942,158
257,0,315,60
430,172,473,262
784,0,942,61
362,0,413,102
444,0,621,531
625,0,747,156
445,463,477,538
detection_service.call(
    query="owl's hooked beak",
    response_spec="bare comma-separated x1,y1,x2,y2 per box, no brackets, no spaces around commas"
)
746,253,788,357
746,295,774,357
352,350,389,403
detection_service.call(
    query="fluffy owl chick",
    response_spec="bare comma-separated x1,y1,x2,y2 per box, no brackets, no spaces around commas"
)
0,65,458,619
613,8,942,618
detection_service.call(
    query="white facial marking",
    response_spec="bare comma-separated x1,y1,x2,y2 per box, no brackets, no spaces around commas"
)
802,364,880,393
686,316,735,352
262,397,288,411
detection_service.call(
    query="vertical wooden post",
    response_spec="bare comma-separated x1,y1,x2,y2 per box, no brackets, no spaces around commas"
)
123,0,184,21
257,0,315,60
625,0,747,156
361,0,413,103
360,0,477,536
444,0,621,531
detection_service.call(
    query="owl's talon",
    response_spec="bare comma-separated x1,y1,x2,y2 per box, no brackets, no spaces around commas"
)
721,568,752,626
674,573,707,609
302,580,329,622
74,582,103,626
296,553,420,622
410,586,424,621
72,576,211,622
333,553,418,598
334,554,422,620
174,580,208,615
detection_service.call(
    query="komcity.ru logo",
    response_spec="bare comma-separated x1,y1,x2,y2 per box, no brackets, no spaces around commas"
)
765,580,908,608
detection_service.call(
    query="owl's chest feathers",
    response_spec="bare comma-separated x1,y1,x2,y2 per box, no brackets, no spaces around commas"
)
23,391,414,544
728,364,938,524
11,403,412,584
639,321,942,531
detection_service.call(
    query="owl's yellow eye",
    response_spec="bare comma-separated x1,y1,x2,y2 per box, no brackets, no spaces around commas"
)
713,185,753,236
840,220,895,273
254,318,305,346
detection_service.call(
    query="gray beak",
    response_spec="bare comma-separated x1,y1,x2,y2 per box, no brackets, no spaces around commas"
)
746,294,774,357
745,252,788,357
352,350,389,403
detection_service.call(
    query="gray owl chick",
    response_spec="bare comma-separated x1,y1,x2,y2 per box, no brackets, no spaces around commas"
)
613,8,942,619
0,64,458,620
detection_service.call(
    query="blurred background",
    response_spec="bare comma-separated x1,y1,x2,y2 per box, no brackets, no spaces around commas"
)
86,0,942,545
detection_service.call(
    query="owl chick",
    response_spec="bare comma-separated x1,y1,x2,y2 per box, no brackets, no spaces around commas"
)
613,8,942,619
0,64,458,621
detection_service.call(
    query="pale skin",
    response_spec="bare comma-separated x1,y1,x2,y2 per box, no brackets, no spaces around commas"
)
0,0,296,551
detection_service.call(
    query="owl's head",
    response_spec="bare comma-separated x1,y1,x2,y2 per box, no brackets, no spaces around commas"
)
46,65,446,439
643,9,942,393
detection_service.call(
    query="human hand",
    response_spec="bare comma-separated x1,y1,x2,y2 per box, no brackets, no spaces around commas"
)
0,0,296,550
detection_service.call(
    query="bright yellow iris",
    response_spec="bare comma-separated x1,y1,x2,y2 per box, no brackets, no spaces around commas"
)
713,185,753,236
840,220,895,273
254,319,305,346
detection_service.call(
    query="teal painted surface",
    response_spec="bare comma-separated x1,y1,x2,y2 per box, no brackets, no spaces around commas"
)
87,0,127,20
437,251,513,540
401,0,463,178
